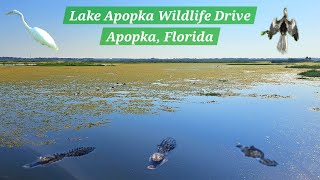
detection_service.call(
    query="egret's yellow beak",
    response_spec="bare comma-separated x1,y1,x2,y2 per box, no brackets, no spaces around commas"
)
6,11,14,15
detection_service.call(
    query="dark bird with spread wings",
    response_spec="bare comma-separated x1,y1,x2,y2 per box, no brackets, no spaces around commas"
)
262,8,299,54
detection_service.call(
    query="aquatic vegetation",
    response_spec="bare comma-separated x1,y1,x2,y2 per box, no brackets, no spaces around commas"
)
159,105,178,113
36,62,105,66
76,121,110,130
236,144,278,167
0,63,302,147
0,87,114,147
23,147,96,168
116,99,156,114
40,140,56,146
200,91,240,97
286,65,320,69
227,63,274,66
0,63,319,178
0,134,23,148
248,93,290,99
148,137,176,170
298,70,320,77
200,92,222,97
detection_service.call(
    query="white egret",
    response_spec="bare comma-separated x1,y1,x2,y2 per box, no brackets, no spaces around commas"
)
262,8,299,54
6,10,59,50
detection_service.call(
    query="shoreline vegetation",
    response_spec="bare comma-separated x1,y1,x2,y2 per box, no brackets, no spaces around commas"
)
0,62,319,147
37,62,106,66
298,70,320,77
0,60,318,66
0,57,318,64
0,61,280,66
1,58,320,77
286,64,320,77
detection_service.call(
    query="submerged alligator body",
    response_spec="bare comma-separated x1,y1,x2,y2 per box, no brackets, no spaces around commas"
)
64,147,96,157
236,145,278,167
23,147,96,168
148,137,176,170
259,158,278,167
236,145,265,159
157,137,176,154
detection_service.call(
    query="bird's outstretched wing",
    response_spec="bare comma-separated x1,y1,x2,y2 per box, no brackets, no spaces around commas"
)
287,19,299,41
268,18,281,40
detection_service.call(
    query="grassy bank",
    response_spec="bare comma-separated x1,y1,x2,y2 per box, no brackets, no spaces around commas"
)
0,61,110,66
298,70,320,77
286,65,320,69
36,62,106,66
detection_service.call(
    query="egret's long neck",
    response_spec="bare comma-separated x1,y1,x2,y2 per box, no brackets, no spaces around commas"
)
16,12,31,31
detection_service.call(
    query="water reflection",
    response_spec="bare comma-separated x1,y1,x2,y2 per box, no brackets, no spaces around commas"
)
0,147,76,179
0,81,320,179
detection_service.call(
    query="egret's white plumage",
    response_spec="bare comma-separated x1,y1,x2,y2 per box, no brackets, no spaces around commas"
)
6,10,59,50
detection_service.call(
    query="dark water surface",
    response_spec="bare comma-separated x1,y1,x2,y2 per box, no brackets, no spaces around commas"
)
1,83,320,180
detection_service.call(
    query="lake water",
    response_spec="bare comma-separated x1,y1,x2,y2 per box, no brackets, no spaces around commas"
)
0,78,320,179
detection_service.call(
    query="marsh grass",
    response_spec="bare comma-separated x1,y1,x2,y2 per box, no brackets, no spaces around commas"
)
0,63,298,147
298,70,320,77
227,63,274,66
200,92,222,96
37,62,105,66
76,121,110,130
286,65,320,69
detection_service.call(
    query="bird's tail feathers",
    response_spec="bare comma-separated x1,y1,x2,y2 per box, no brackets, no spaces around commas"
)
277,35,288,54
51,44,59,51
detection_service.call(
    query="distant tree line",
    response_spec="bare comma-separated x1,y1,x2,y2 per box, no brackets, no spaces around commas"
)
0,57,317,63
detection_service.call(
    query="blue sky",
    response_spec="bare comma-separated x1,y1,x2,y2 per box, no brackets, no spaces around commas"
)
0,0,318,58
